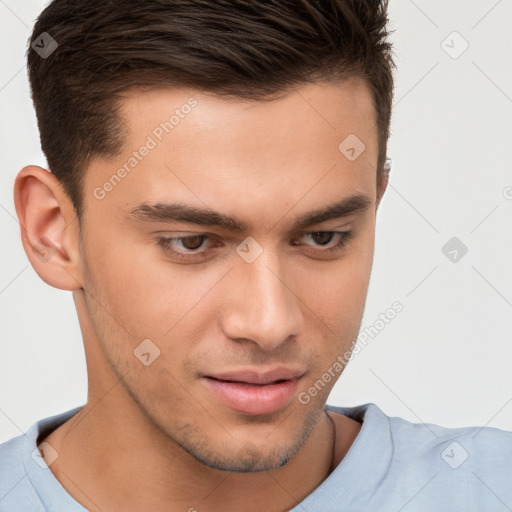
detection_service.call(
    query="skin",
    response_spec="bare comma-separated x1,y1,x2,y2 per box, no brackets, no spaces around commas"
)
14,76,388,512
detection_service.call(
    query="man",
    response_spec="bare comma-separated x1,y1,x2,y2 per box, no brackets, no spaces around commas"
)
1,0,510,510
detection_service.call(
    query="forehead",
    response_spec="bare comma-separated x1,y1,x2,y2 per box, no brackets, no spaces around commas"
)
84,78,378,231
118,77,376,150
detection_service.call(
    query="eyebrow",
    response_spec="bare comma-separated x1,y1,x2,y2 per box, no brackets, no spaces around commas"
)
127,194,372,233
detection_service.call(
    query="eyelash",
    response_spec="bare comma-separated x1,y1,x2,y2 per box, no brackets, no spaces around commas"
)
154,231,354,261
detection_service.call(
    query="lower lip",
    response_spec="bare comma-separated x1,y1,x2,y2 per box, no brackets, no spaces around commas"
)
203,377,300,415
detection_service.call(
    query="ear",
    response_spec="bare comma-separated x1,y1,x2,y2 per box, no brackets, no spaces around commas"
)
375,158,390,210
13,165,84,291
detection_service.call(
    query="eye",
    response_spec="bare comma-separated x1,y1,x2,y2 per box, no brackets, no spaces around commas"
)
155,234,216,260
155,230,354,261
294,231,353,254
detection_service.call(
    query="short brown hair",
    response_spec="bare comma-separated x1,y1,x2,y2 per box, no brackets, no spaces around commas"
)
27,0,395,221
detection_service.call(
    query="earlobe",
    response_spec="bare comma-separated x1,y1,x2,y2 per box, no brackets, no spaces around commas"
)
13,165,84,291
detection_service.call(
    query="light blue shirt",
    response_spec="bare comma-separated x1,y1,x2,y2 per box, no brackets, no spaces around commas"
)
1,403,510,511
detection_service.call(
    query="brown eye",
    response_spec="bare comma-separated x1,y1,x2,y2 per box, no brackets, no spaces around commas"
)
309,231,335,245
180,235,207,250
295,231,354,255
155,234,216,261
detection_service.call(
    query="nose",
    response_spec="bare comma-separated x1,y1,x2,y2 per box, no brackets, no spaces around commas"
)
220,248,303,351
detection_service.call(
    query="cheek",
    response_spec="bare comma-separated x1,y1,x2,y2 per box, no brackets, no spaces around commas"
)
84,229,223,349
299,234,374,325
292,230,375,375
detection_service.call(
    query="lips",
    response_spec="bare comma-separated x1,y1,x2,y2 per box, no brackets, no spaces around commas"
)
203,368,304,415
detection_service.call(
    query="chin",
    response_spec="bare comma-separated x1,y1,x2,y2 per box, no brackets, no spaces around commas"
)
186,441,297,473
173,413,319,473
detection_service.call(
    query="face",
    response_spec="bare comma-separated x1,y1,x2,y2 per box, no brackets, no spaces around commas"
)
79,78,383,472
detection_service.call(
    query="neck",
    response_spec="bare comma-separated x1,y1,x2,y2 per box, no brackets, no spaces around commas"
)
42,384,338,512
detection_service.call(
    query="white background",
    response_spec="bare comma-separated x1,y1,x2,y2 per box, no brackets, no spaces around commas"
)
1,0,511,444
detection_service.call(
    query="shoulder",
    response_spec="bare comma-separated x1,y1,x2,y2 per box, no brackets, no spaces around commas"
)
0,431,44,511
0,407,83,512
385,408,512,468
327,403,512,510
330,401,512,462
386,408,512,508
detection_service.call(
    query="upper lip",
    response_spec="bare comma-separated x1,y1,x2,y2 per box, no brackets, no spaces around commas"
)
205,368,305,385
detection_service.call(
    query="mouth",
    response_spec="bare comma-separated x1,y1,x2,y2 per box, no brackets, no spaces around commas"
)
202,368,304,415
